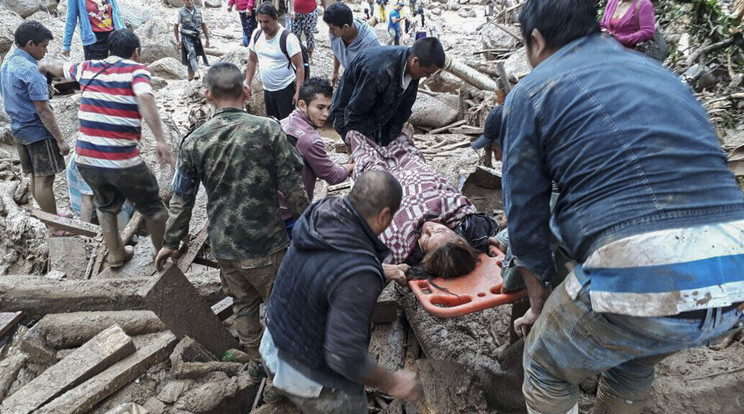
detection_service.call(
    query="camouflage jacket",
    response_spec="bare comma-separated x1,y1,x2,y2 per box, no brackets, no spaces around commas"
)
163,107,309,261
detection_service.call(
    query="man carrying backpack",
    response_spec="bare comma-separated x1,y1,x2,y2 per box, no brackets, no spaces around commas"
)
246,2,306,119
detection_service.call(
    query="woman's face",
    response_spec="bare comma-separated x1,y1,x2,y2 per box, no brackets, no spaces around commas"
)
419,222,458,254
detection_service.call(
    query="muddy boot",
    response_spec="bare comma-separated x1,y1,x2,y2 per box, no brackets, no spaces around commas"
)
145,209,167,252
592,385,644,414
100,211,134,268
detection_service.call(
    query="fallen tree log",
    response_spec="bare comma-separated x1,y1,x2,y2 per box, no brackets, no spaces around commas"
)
30,311,166,349
443,55,500,92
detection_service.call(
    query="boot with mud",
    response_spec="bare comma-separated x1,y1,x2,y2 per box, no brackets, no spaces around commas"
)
145,209,168,252
592,383,644,414
99,210,134,268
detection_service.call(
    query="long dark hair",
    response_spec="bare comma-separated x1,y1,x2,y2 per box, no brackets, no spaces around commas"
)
409,237,480,295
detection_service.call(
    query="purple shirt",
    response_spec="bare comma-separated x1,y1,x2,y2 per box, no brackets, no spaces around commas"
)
281,109,349,200
600,0,655,48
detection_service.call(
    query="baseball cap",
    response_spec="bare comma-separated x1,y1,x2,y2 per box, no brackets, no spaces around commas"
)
397,2,405,5
472,106,504,150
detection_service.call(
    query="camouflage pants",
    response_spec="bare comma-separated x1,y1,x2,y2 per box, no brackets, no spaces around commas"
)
217,248,287,350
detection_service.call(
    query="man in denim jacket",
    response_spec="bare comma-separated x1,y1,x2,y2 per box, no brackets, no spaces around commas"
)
503,1,744,413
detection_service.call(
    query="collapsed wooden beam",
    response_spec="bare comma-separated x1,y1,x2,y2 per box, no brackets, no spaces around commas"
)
1,325,135,414
30,210,100,237
0,265,236,356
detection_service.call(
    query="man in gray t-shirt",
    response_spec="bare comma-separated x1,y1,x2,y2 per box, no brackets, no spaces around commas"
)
323,2,380,86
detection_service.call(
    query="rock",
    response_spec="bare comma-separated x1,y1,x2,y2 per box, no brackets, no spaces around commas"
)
503,47,531,81
0,0,43,18
409,93,458,129
430,7,442,15
149,57,187,80
480,22,519,50
119,1,151,29
204,0,220,7
135,18,179,64
0,7,24,57
150,76,168,91
158,379,196,404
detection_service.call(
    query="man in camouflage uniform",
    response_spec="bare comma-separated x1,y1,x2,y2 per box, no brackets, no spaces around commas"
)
156,62,309,359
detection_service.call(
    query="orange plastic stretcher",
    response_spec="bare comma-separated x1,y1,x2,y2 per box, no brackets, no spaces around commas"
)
408,253,528,318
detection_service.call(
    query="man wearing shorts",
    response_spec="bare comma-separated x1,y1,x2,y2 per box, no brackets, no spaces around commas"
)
41,29,173,267
0,21,70,233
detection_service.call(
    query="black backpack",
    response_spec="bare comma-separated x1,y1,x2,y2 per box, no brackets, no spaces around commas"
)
253,29,310,81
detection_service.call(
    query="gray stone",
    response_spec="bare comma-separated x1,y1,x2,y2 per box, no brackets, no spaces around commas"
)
204,0,220,7
0,0,43,18
0,7,23,57
119,1,151,29
409,93,458,129
151,76,168,91
135,18,179,64
480,23,519,50
163,0,202,7
503,47,531,81
149,57,188,80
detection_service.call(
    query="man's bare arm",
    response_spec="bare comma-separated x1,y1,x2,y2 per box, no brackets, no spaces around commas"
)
137,93,173,165
33,101,69,156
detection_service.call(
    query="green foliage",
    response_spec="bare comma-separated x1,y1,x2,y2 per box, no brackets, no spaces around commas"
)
690,0,735,43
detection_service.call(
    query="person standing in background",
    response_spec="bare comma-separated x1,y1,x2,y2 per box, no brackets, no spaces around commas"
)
228,0,257,47
288,0,319,61
323,2,379,86
174,0,211,81
63,0,126,59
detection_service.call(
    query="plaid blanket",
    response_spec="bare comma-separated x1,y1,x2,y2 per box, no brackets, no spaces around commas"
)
348,130,476,264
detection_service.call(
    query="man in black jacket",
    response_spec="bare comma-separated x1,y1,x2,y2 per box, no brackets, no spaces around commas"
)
331,37,445,146
260,171,420,413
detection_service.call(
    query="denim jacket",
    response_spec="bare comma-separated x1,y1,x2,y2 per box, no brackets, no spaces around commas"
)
331,46,418,146
502,34,744,283
63,0,126,51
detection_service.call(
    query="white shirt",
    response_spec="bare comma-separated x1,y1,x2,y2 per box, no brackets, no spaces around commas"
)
260,328,323,398
249,25,302,91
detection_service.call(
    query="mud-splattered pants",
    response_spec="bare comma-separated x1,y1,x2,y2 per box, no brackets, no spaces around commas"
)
217,248,286,353
523,277,744,414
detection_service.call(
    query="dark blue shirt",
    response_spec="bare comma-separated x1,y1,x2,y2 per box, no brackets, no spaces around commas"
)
0,48,53,144
502,34,744,283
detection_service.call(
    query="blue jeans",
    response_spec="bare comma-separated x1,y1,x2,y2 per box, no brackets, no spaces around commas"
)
523,278,743,414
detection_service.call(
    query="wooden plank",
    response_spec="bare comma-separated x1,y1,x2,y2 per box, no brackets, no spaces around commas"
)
1,325,135,414
35,332,178,414
448,126,484,135
211,297,234,321
0,311,24,338
177,224,210,273
429,119,467,135
30,210,99,237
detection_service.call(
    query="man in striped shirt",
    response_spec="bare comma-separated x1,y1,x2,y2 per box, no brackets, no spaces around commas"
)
41,29,173,268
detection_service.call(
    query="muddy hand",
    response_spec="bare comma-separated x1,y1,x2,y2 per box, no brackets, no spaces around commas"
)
155,247,179,270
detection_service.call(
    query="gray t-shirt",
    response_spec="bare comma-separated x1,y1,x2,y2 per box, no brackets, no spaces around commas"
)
329,18,380,68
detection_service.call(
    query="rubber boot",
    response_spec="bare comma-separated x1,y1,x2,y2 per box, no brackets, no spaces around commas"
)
145,209,168,252
592,385,644,414
99,210,134,268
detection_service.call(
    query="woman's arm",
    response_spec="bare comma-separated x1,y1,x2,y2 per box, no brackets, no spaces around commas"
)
62,0,79,53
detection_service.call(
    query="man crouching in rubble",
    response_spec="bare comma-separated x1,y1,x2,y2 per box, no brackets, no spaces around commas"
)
260,171,421,413
155,62,309,361
502,0,744,413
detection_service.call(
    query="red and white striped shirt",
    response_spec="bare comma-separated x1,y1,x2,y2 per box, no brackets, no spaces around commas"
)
64,56,152,170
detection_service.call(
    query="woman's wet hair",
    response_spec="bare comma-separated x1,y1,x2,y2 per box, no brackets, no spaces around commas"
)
421,236,480,279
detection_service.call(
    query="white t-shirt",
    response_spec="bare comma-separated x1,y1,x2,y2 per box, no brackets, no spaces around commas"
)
249,25,302,91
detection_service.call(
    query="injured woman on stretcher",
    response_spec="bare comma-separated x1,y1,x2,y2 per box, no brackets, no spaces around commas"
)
347,129,504,285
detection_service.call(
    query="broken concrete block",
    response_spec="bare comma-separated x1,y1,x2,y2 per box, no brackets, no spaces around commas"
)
416,359,489,414
31,311,166,348
1,325,135,414
173,361,245,380
369,311,406,372
35,331,177,414
174,373,259,414
372,282,401,324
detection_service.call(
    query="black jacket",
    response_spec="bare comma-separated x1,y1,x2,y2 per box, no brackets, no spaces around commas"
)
331,46,418,146
266,196,389,394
